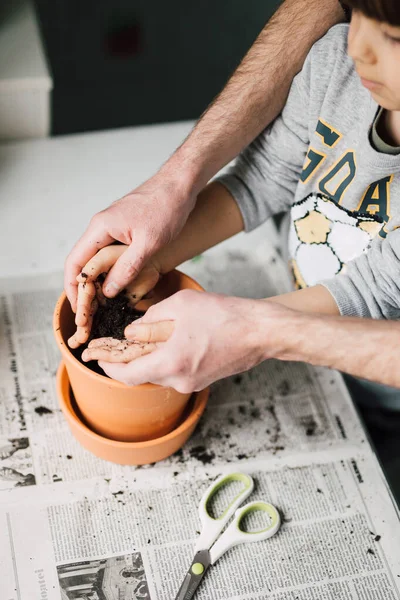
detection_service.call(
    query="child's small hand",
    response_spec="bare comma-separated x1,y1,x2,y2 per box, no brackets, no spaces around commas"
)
82,337,156,363
67,245,162,349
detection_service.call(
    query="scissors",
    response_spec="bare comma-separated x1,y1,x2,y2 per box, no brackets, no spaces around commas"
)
175,472,280,600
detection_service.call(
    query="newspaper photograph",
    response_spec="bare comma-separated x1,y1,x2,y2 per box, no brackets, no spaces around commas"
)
0,231,399,599
56,553,150,600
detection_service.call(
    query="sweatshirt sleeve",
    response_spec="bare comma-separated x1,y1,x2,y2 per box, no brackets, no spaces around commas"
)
216,53,311,232
322,229,400,319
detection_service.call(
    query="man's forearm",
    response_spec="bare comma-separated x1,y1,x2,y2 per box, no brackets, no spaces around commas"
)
264,307,400,388
163,0,344,194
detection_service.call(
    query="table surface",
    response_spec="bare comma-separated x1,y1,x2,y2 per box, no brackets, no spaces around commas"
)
0,121,196,277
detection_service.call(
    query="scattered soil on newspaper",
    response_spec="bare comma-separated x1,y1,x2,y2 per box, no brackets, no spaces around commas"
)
35,406,53,415
72,292,144,375
171,395,285,468
301,415,317,436
277,380,290,396
189,445,216,465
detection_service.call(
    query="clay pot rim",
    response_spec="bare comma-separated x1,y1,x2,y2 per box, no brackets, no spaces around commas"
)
53,269,203,391
57,361,209,449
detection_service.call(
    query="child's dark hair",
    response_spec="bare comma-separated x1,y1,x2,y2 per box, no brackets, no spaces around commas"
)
345,0,400,25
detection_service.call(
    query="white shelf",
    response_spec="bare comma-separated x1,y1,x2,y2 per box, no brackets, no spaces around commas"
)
0,0,52,140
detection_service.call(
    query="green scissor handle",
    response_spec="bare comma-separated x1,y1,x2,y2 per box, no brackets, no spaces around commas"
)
209,500,281,564
194,472,254,554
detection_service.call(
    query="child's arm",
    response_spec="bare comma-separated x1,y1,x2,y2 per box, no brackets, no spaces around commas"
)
152,181,244,274
266,285,340,316
156,187,341,318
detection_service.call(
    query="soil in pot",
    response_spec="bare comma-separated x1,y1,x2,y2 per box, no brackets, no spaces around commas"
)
72,291,144,376
90,293,143,341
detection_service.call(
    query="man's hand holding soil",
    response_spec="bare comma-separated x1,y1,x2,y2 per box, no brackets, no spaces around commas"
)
82,291,400,391
82,291,287,392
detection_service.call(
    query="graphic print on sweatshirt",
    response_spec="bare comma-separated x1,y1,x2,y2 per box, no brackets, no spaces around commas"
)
298,118,395,241
288,193,383,288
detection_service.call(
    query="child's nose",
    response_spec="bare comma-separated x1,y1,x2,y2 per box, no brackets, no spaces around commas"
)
348,14,377,66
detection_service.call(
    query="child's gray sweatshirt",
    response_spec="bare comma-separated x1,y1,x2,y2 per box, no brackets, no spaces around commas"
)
217,24,400,319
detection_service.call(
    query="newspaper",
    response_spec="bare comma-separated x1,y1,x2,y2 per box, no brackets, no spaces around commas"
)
0,229,399,600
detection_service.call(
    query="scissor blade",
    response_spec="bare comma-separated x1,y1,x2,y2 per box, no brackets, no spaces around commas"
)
175,550,211,600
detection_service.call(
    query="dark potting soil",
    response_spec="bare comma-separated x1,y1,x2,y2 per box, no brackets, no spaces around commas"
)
35,405,53,416
90,293,143,341
72,292,144,375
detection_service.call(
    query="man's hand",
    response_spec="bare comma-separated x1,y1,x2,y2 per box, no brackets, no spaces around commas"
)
79,284,341,390
68,244,162,349
78,281,400,390
64,171,196,312
81,290,285,392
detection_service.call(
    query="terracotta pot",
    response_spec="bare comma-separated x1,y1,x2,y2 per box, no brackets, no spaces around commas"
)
53,270,204,443
56,362,209,465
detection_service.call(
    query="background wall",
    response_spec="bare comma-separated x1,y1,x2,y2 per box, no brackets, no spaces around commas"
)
34,0,282,135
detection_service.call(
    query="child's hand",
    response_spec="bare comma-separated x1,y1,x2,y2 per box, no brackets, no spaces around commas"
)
82,337,157,364
67,245,162,349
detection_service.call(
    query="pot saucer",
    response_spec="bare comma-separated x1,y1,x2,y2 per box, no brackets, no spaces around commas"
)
56,362,209,465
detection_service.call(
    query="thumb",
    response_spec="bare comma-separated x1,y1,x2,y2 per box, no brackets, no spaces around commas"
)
102,241,150,298
125,320,174,343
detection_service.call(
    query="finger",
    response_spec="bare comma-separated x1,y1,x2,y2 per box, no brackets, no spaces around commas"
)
83,342,157,363
125,320,174,343
68,298,97,349
103,240,152,298
98,350,165,385
76,245,127,283
142,290,155,300
88,337,121,349
88,338,141,352
68,332,81,349
68,324,91,349
125,267,160,306
83,298,97,343
94,280,107,306
64,227,114,312
75,282,96,327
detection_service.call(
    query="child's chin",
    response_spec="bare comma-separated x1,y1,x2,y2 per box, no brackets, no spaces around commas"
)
370,90,400,111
